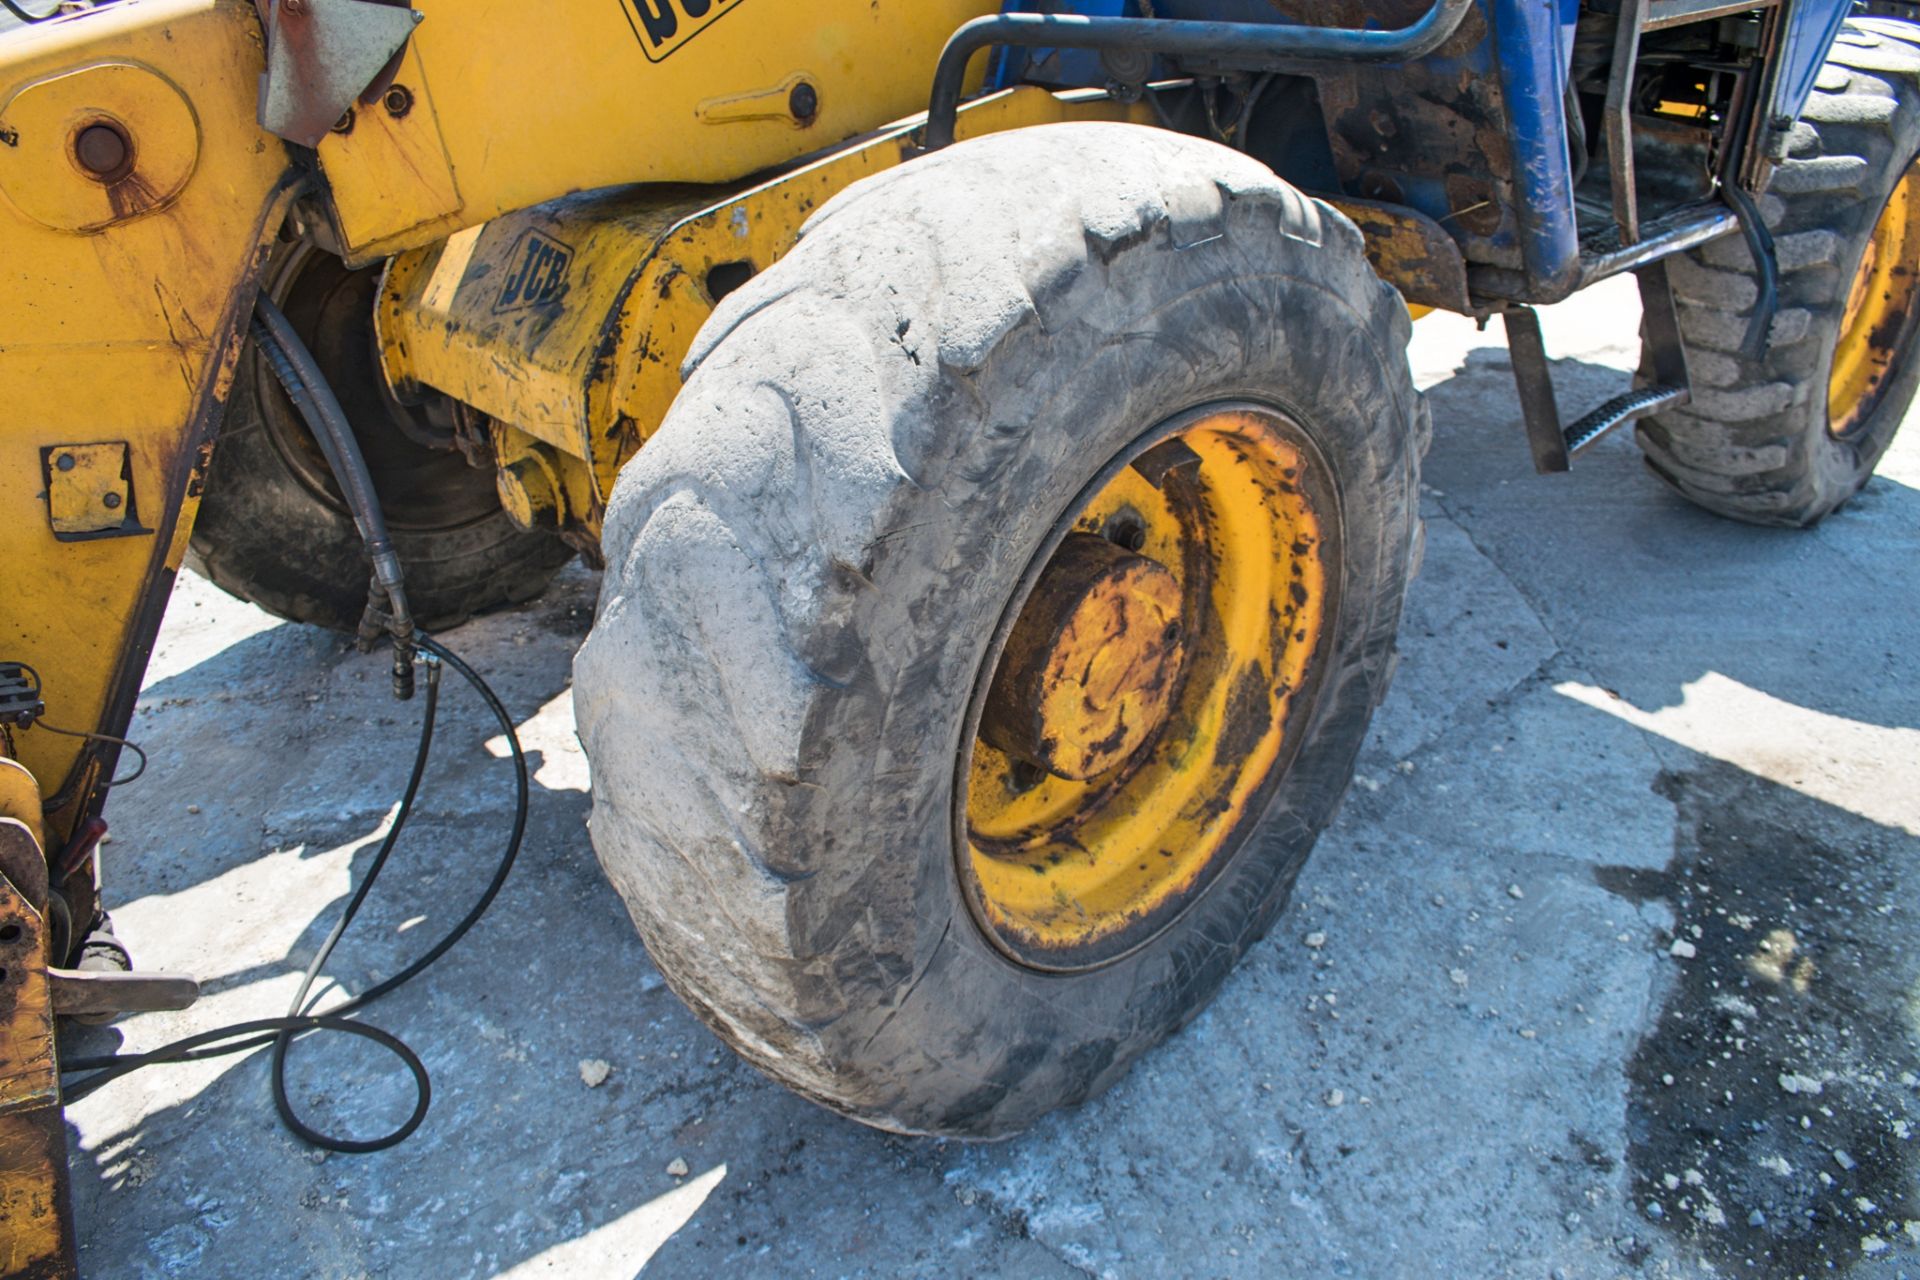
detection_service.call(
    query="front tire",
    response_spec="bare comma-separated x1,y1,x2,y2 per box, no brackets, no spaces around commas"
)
575,123,1422,1136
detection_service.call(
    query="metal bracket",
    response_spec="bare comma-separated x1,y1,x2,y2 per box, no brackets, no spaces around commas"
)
40,442,149,541
1603,0,1651,244
48,968,199,1021
259,0,424,147
1503,306,1572,472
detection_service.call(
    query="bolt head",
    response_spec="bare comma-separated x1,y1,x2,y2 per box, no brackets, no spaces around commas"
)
74,122,130,181
788,81,819,124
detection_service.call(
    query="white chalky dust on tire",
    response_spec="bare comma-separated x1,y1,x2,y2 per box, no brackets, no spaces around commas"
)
575,123,1425,1137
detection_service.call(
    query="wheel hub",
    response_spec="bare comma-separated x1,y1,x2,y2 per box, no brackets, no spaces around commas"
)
958,405,1338,971
979,533,1186,782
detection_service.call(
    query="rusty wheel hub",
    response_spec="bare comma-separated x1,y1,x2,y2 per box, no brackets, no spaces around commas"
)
979,533,1186,782
958,405,1338,971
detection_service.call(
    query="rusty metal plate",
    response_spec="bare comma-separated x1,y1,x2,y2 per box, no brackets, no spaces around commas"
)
259,0,423,147
1323,194,1475,313
39,442,145,540
0,865,69,1280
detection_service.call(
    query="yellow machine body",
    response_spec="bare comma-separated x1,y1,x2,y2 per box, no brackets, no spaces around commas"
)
0,0,1010,826
0,0,298,857
0,8,294,1271
377,85,1157,536
313,0,1001,265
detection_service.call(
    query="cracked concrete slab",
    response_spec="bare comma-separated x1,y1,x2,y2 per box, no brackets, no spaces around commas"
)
60,282,1918,1279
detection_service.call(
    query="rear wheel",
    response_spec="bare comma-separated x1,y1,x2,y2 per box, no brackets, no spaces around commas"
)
574,123,1423,1136
189,241,572,631
1636,18,1920,526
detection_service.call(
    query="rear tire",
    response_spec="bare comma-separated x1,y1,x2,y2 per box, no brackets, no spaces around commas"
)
1636,18,1920,526
574,123,1423,1136
189,243,572,631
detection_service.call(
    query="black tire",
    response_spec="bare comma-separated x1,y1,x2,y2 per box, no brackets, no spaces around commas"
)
188,243,572,631
1636,17,1920,526
574,123,1423,1136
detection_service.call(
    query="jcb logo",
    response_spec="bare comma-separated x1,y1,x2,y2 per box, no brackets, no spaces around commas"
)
495,231,573,313
619,0,744,62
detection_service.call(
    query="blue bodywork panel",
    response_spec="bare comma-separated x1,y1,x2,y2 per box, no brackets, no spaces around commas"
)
1776,0,1853,124
998,0,1859,299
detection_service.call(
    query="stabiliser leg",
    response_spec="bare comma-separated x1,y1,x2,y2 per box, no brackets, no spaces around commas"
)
0,819,74,1280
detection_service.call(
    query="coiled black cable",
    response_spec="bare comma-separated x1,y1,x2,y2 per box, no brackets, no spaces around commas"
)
62,635,526,1151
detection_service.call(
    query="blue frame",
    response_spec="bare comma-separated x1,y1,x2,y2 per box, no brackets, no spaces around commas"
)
997,0,1859,299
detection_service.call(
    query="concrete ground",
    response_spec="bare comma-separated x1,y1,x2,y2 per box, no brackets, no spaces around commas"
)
60,278,1919,1279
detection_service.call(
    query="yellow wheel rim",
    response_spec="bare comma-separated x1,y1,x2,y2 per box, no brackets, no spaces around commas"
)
1830,156,1920,438
957,405,1337,970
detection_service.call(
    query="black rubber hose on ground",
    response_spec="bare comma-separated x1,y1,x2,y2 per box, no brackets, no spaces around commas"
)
62,642,529,1152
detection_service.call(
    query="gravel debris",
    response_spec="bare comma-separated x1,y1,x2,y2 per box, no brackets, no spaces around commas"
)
666,1157,689,1178
1669,939,1697,959
577,1059,611,1088
1325,1089,1346,1108
1506,884,1524,900
1778,1072,1823,1096
1448,968,1469,988
1304,932,1326,949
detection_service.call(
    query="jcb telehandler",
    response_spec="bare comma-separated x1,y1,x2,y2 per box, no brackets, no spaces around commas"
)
3,0,1915,1270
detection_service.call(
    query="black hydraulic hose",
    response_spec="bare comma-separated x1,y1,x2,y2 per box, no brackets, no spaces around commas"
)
251,295,416,699
923,0,1477,150
63,639,529,1152
63,287,530,1153
1723,182,1779,363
